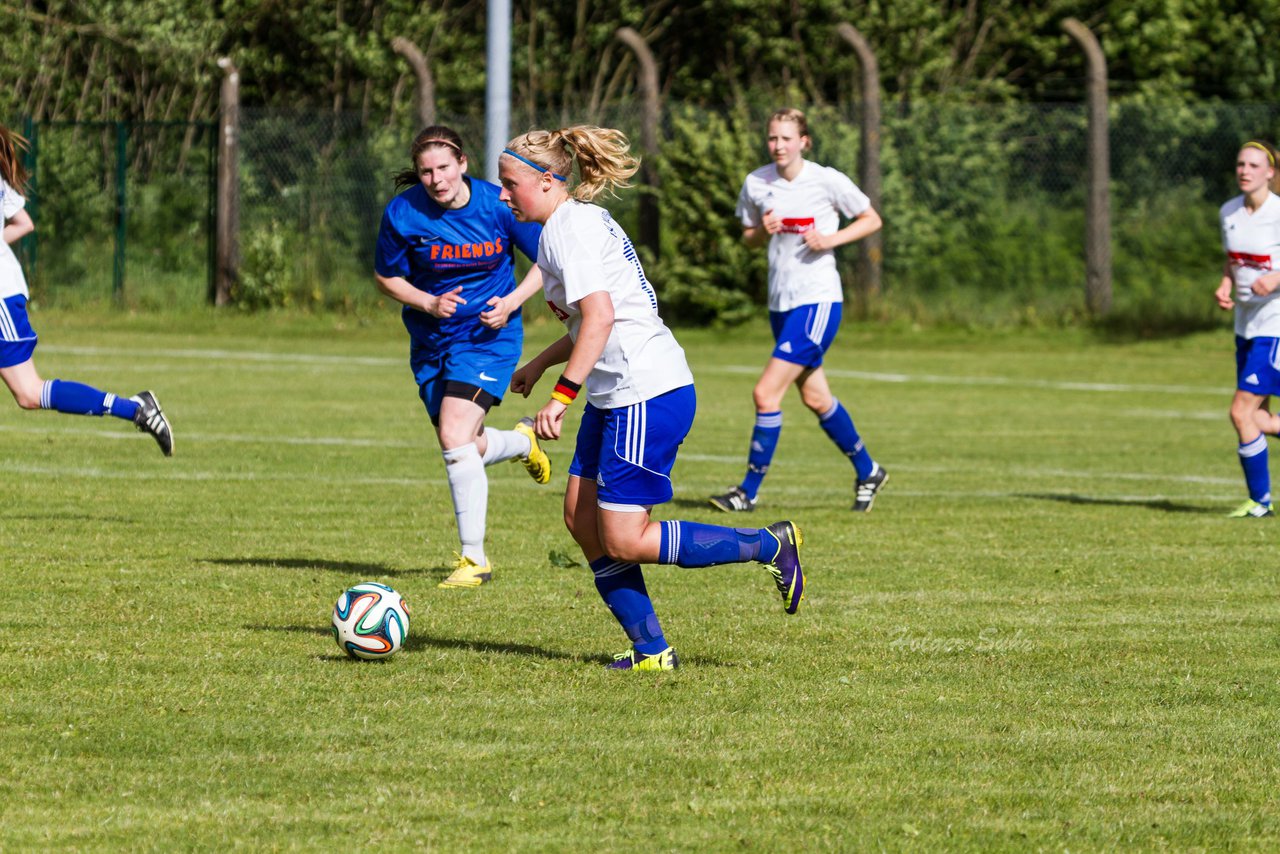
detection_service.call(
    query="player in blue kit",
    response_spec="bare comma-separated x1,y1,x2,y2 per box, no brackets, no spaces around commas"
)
375,126,552,587
710,108,886,514
500,125,805,672
0,123,172,455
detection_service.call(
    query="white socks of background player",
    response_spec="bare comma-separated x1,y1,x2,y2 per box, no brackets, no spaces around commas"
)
442,443,488,565
479,426,532,466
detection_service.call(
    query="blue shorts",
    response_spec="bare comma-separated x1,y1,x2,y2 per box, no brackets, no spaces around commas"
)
1235,336,1280,396
411,325,521,420
568,384,697,508
769,302,842,367
0,295,38,369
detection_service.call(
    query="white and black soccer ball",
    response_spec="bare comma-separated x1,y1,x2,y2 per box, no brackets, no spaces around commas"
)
331,582,410,660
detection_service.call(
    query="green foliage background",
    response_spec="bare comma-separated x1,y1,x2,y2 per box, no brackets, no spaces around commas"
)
7,2,1280,327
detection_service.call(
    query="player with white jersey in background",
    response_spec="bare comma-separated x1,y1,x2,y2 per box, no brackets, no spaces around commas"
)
499,125,805,672
0,123,173,456
710,108,887,514
375,125,552,588
1215,140,1280,517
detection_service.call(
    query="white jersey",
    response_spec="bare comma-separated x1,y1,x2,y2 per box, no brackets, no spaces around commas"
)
538,200,694,409
737,159,870,311
1221,192,1280,338
0,178,28,299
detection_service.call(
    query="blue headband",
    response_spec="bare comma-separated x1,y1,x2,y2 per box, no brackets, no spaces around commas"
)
502,148,567,182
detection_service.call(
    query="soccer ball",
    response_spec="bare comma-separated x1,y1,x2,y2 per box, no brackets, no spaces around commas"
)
331,582,410,660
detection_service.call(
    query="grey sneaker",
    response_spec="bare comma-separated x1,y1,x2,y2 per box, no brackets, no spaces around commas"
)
853,464,887,512
131,391,173,457
709,486,756,512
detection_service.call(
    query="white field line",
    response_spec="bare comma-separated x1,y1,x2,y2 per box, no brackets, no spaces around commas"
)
43,344,1225,396
0,452,1241,493
41,344,401,368
4,461,439,486
0,422,421,448
709,364,1225,396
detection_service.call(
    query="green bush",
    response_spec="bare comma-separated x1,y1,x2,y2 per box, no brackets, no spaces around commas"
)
648,105,767,327
232,219,292,310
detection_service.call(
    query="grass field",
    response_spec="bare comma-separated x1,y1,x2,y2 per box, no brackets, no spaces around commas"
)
2,309,1278,850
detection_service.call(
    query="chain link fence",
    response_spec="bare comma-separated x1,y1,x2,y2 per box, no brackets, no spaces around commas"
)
16,119,215,310
13,102,1280,325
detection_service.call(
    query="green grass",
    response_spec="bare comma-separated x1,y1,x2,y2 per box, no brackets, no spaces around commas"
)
2,309,1278,850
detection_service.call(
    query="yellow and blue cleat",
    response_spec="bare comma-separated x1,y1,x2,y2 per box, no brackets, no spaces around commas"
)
763,521,804,614
606,647,679,671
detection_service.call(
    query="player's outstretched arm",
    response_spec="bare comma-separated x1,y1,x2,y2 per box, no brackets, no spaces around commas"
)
3,208,33,245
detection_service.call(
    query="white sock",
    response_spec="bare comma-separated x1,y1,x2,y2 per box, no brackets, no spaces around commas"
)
480,427,532,466
442,443,487,564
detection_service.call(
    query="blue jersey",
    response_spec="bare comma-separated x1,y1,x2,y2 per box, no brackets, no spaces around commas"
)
375,177,541,350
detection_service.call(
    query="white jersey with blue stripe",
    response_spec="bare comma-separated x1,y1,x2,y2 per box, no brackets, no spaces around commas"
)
737,159,870,312
538,200,693,409
0,178,28,299
1221,192,1280,339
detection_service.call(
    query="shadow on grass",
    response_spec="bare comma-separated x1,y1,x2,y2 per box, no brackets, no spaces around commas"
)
404,633,585,661
1019,492,1215,514
244,622,582,662
6,512,138,524
203,556,425,577
668,496,726,513
247,623,730,668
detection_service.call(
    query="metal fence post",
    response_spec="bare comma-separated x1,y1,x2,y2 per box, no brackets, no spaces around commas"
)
207,120,217,305
21,115,37,277
391,37,436,129
215,57,240,306
1063,18,1112,316
837,23,883,310
113,120,128,302
615,26,662,261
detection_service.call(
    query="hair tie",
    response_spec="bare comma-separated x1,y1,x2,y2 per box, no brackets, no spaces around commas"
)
420,138,461,152
502,148,567,182
1244,140,1275,167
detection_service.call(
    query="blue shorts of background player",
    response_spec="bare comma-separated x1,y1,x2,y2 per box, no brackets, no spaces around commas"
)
710,299,886,514
1234,335,1280,395
568,385,697,507
769,302,842,367
412,324,522,424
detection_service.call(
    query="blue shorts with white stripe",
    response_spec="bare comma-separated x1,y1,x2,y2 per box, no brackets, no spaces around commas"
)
568,384,697,508
769,302,842,368
0,295,39,369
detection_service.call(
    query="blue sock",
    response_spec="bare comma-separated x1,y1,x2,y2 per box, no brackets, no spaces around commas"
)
589,557,668,656
41,380,138,421
819,399,874,479
658,520,779,566
740,411,782,499
1238,436,1271,504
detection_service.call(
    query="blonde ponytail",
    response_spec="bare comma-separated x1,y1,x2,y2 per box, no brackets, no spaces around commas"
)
504,125,639,202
